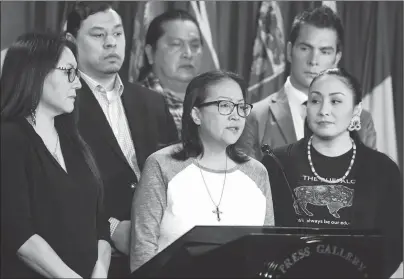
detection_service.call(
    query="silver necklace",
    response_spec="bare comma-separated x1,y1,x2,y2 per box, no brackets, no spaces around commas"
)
197,156,227,222
307,135,356,184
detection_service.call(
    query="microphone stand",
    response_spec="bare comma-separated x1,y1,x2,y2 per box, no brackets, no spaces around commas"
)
261,144,303,216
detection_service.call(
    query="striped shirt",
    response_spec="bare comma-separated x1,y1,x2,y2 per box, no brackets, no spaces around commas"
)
80,71,141,179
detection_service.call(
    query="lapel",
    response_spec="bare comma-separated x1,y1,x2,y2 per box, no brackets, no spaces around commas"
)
77,80,128,165
268,87,297,144
120,82,145,161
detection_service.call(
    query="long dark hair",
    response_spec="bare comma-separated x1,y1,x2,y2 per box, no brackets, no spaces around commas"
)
172,70,249,163
0,32,103,200
306,67,363,143
138,9,203,82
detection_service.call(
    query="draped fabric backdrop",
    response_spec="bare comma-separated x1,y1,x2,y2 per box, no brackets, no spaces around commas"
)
1,1,402,169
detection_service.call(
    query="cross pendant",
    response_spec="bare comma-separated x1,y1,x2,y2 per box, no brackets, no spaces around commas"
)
212,206,223,222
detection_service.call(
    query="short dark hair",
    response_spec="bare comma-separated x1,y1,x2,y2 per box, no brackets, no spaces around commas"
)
0,31,104,201
172,70,249,163
289,6,344,52
138,9,202,81
66,1,115,38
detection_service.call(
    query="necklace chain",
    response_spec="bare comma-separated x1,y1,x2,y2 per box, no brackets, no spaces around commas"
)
307,135,356,184
197,156,227,222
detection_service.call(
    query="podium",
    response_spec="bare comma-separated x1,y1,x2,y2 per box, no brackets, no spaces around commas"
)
131,226,383,278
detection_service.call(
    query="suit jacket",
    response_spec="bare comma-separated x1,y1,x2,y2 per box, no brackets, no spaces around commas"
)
237,86,377,161
75,79,178,221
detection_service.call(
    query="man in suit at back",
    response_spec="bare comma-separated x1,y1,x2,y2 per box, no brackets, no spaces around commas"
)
237,6,376,161
65,2,178,276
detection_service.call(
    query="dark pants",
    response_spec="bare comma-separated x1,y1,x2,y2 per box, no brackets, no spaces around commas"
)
108,254,131,278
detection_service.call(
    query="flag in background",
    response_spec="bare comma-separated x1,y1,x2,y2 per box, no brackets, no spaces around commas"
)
248,1,286,104
190,1,220,70
359,3,398,164
322,1,337,12
323,1,398,164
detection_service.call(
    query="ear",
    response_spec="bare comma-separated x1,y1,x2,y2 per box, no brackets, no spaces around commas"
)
191,107,201,125
286,41,293,63
65,32,77,45
334,50,342,67
353,101,363,116
144,44,154,65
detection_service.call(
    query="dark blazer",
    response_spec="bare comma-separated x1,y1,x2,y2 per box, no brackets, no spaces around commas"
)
237,86,377,161
75,79,178,221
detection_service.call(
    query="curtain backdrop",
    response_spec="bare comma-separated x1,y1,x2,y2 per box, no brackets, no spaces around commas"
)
1,1,402,169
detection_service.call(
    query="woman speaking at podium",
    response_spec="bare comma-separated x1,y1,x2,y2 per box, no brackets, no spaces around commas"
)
262,68,403,278
130,71,275,272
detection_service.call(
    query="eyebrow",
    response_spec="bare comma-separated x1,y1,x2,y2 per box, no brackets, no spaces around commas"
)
217,97,245,102
311,91,346,96
298,42,335,51
167,36,201,41
89,24,123,31
329,92,346,96
320,46,335,52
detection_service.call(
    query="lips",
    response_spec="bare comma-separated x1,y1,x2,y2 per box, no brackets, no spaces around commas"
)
305,72,318,77
179,64,194,69
226,127,241,132
317,120,334,125
104,53,120,60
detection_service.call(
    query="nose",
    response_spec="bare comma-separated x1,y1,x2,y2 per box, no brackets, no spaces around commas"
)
318,101,331,116
72,77,82,89
307,49,319,66
229,106,241,120
181,43,192,58
104,35,117,49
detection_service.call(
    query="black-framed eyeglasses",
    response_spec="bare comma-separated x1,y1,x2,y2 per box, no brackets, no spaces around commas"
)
55,67,81,83
197,100,253,118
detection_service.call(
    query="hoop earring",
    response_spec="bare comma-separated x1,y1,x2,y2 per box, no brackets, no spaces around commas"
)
348,114,361,131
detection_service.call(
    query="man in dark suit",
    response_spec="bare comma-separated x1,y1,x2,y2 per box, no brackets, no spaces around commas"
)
237,6,376,161
65,2,178,277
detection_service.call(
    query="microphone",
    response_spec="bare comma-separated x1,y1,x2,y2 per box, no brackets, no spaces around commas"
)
261,144,302,216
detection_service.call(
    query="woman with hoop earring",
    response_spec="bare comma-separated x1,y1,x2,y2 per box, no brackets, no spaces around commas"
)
262,68,402,278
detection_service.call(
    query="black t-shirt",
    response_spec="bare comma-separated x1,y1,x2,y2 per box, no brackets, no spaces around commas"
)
262,137,403,277
292,143,356,228
1,118,110,278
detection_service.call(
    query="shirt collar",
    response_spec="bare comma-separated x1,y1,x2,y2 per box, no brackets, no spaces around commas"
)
284,76,308,106
80,70,124,97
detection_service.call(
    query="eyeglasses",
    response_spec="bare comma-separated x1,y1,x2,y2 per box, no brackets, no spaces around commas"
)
197,100,253,118
55,67,81,83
